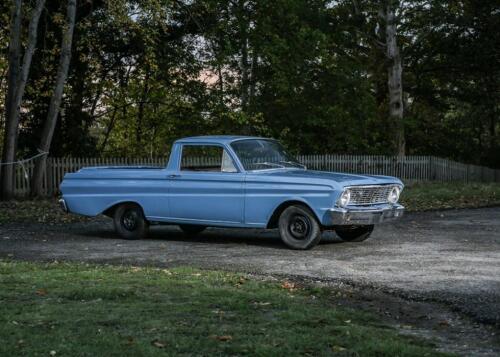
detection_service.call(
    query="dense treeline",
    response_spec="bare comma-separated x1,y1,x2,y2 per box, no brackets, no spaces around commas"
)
1,1,499,173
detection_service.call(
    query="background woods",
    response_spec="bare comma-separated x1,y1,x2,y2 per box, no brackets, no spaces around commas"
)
0,0,499,197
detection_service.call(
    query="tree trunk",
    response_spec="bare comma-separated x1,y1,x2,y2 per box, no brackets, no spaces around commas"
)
249,48,257,109
217,62,224,103
31,0,77,197
239,0,249,113
1,0,22,200
381,0,405,156
136,69,150,150
240,36,249,112
15,0,46,119
98,108,117,154
239,6,251,135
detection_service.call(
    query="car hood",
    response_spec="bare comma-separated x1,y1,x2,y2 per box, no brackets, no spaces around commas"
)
247,169,403,188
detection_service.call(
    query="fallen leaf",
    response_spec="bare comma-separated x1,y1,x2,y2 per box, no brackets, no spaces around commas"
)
124,336,135,346
36,288,48,296
211,335,232,342
151,339,166,348
253,301,271,306
344,320,351,324
332,345,346,352
49,351,57,356
281,281,297,291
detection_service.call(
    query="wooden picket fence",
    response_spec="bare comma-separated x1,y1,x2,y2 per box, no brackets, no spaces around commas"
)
12,155,500,197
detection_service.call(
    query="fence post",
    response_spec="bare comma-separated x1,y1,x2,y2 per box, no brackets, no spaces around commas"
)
47,158,53,196
429,156,435,180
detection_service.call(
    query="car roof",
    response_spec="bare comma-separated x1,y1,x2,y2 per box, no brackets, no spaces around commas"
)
174,135,273,144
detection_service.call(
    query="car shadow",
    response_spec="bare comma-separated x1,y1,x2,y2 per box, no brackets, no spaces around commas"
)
78,224,344,249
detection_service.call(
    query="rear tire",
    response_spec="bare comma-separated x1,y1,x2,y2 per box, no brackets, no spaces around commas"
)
335,225,374,242
179,225,206,236
278,205,322,250
113,203,149,240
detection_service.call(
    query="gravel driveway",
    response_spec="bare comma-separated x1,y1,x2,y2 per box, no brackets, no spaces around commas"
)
1,207,499,329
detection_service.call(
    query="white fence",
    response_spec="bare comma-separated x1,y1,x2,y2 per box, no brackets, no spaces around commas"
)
12,155,500,196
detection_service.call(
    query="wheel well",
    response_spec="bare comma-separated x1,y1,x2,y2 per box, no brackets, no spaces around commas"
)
266,200,315,229
102,201,143,217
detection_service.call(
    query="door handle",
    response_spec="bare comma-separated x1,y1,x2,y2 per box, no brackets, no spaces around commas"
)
168,174,181,178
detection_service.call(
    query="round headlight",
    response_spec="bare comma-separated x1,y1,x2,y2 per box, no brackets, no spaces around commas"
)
338,189,351,207
388,186,401,204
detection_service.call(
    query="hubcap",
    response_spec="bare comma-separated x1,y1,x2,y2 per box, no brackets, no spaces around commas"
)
121,209,139,231
288,214,311,240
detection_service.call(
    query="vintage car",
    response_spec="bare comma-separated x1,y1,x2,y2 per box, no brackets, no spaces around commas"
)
59,136,404,249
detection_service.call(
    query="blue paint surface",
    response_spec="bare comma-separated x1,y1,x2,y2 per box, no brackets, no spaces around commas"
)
60,136,403,227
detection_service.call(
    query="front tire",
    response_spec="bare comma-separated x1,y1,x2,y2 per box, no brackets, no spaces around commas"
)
278,205,322,250
113,203,149,240
335,225,374,242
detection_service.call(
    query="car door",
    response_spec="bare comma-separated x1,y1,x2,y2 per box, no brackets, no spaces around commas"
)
168,144,244,224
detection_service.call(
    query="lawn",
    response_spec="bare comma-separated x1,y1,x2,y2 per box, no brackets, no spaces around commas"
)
400,182,500,211
0,260,448,356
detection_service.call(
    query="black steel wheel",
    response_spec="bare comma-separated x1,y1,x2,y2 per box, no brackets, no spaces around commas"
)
335,225,374,242
278,205,322,250
113,203,149,240
179,224,206,236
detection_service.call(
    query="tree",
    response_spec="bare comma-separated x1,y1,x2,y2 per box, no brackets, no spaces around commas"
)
1,0,46,199
402,0,500,167
31,0,76,197
1,0,497,196
1,0,22,200
379,0,404,156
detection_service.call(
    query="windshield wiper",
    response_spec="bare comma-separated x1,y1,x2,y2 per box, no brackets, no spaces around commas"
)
279,161,306,169
253,162,285,169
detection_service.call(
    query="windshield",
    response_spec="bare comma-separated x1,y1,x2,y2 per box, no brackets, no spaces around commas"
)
230,139,305,171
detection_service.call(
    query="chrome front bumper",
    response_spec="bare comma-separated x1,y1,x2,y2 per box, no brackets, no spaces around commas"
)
327,203,404,225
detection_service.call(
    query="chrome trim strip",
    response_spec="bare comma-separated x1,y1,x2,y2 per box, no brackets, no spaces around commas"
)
343,184,403,189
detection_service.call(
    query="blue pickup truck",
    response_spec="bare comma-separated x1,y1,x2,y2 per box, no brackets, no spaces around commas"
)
60,136,404,249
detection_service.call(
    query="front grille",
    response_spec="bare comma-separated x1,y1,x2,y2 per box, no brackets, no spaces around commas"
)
348,185,395,205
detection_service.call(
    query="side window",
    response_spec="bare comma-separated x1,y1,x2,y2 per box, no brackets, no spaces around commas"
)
180,145,237,173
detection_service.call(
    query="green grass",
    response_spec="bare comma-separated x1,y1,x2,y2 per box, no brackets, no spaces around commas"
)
0,260,448,356
400,182,500,211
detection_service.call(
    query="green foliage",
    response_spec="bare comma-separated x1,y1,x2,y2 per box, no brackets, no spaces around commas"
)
1,0,498,166
402,1,500,167
0,260,449,356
